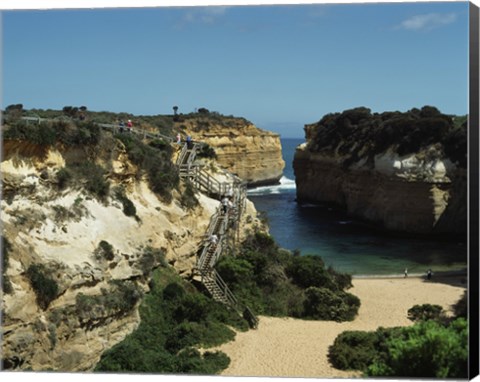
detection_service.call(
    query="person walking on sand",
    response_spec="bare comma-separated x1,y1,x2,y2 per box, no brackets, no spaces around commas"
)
427,269,433,280
404,268,408,278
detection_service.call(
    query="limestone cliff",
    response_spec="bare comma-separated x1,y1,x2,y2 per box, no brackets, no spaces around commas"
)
293,107,467,235
1,133,262,371
176,114,284,186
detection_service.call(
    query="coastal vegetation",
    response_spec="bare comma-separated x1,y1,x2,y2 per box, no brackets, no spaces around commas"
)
328,298,468,378
94,232,360,374
2,113,179,204
217,232,360,322
306,106,467,168
95,265,247,374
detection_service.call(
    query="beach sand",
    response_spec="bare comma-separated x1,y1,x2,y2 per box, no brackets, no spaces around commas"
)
214,276,466,378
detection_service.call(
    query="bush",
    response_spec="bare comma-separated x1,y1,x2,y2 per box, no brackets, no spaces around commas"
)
96,240,115,261
196,143,217,159
366,319,468,378
180,181,199,210
286,255,336,290
303,287,360,321
329,318,468,378
56,168,72,189
113,187,138,219
116,133,178,202
26,264,58,310
329,331,378,370
73,162,110,200
407,304,444,322
95,267,242,374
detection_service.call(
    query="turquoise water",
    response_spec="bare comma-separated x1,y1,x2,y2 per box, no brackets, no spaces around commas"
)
247,138,467,276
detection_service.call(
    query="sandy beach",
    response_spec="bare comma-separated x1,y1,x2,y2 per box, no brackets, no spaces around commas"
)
214,276,466,378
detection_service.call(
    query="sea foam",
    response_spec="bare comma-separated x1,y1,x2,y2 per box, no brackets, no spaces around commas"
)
247,176,296,196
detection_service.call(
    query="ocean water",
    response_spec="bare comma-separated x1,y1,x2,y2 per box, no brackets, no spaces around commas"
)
247,138,467,276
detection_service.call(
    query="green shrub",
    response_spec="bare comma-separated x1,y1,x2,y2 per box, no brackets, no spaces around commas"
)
26,264,58,310
180,181,199,210
303,287,360,321
196,143,217,159
329,318,468,378
95,267,242,374
115,133,178,202
328,331,378,370
366,319,468,378
56,167,72,189
286,255,336,290
72,162,110,200
75,280,142,325
215,233,359,321
95,240,115,261
138,246,166,275
113,187,138,219
407,304,444,322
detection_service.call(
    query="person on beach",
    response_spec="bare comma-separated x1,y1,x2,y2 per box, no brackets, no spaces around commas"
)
427,269,433,280
404,268,408,278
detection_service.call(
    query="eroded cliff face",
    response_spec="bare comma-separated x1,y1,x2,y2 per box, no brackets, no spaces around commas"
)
293,108,467,235
177,116,285,186
1,139,261,371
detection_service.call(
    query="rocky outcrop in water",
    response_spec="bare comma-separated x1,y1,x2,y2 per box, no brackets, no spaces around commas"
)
176,113,285,186
293,107,467,235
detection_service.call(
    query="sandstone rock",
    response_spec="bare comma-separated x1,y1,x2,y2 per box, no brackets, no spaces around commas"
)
178,116,285,186
293,108,467,235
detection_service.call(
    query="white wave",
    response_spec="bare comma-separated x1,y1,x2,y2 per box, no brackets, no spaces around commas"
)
247,176,296,196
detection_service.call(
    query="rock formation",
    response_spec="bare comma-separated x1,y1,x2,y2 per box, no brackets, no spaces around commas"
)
176,113,285,187
293,107,467,235
1,127,262,371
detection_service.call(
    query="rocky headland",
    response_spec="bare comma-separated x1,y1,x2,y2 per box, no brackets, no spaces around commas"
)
176,111,285,187
1,116,264,371
293,106,467,235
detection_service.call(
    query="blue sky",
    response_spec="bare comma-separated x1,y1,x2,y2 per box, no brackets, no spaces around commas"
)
1,2,470,137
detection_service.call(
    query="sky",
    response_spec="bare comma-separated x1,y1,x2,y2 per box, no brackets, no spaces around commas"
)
1,1,471,138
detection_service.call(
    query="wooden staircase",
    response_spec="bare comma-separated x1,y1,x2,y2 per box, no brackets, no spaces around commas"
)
177,142,258,329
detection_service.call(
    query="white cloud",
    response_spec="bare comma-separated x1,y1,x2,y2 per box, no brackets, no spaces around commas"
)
398,12,457,31
182,6,229,25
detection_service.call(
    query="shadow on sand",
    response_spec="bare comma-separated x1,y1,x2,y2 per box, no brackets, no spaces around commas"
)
421,268,468,288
